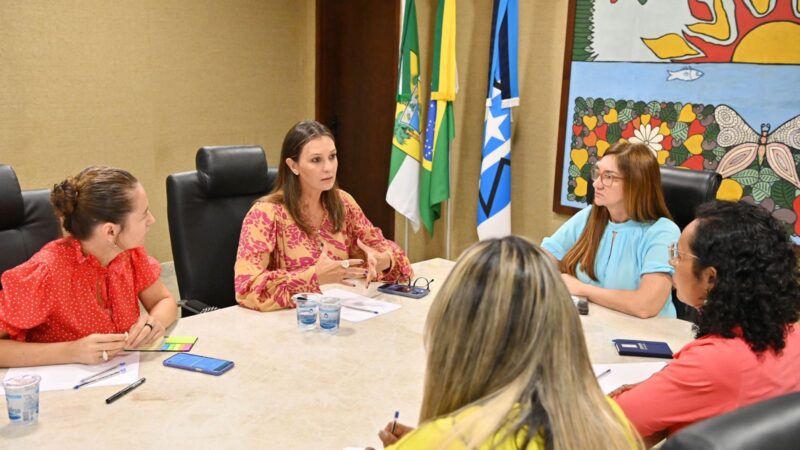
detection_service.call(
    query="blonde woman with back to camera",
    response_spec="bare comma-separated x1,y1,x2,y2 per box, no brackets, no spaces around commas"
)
370,236,642,450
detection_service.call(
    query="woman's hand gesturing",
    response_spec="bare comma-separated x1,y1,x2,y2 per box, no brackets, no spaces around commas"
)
316,245,365,286
357,239,391,288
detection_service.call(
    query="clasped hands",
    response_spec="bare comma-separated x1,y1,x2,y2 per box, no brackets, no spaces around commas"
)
317,239,391,288
71,313,165,365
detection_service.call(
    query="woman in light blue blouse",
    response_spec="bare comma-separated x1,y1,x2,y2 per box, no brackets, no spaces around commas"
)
543,142,679,318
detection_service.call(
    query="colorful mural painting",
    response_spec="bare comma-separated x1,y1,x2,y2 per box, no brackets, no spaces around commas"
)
554,0,800,242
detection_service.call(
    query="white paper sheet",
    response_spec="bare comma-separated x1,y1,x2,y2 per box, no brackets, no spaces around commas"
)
592,362,667,395
2,352,140,393
322,288,402,323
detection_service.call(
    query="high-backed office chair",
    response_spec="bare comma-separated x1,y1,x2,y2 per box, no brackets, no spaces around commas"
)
585,165,721,320
166,146,278,316
585,165,722,229
658,166,722,230
661,391,800,450
0,164,61,289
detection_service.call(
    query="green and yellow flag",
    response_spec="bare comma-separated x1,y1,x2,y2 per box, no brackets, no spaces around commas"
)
387,0,422,231
420,0,456,235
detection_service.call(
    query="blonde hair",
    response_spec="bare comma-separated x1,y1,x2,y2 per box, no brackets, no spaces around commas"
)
420,236,641,450
561,142,671,280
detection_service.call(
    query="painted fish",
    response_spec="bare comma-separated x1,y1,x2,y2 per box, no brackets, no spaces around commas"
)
666,67,704,81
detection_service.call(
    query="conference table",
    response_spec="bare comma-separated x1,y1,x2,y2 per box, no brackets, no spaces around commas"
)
0,258,694,449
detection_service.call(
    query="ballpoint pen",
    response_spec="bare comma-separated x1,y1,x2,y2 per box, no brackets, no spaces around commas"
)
343,304,379,314
74,366,128,389
596,368,612,379
391,410,399,434
79,362,126,383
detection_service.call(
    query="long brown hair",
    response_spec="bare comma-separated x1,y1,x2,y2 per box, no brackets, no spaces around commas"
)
50,166,139,240
262,120,344,235
420,236,641,450
560,142,671,280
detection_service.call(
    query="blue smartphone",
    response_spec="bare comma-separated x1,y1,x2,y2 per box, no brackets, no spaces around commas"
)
163,353,234,375
377,282,429,299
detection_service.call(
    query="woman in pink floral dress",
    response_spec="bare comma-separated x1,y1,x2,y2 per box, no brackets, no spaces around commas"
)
234,121,413,311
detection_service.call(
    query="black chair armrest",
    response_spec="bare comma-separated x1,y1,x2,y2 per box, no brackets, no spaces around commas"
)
179,299,220,316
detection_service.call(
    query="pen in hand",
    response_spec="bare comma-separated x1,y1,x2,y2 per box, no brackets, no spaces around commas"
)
391,410,399,434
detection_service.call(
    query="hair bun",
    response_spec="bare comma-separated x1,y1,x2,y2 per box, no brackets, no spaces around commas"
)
50,177,79,218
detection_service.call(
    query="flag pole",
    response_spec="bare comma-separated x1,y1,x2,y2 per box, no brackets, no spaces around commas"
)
446,200,451,260
401,0,409,260
404,217,410,258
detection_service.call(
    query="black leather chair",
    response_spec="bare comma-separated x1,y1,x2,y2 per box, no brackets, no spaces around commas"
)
658,166,722,230
585,166,722,229
586,166,721,320
0,164,61,288
661,391,800,450
166,146,278,316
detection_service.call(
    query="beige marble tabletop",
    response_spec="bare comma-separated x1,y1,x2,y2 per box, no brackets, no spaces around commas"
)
0,258,694,449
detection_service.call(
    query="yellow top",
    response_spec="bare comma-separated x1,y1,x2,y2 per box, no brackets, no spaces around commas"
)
387,398,633,449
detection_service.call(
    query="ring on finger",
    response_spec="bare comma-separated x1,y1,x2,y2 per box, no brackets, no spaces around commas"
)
143,323,154,331
102,350,109,362
340,260,350,269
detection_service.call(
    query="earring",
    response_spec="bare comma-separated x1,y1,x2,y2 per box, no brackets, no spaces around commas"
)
293,171,299,176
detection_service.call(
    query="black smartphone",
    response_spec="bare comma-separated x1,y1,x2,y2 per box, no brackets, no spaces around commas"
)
163,353,234,376
377,282,429,299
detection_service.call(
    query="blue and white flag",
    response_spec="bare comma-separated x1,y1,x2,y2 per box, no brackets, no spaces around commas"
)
477,0,518,240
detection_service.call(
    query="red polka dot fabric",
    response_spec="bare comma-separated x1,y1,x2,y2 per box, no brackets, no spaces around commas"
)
0,238,160,342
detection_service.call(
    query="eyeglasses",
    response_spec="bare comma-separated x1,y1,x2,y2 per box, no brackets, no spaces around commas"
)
668,242,698,265
409,277,434,290
590,165,624,188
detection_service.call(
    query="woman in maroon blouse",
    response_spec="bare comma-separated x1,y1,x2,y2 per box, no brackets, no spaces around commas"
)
0,166,177,367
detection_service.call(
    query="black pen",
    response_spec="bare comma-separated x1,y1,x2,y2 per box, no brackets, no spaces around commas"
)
105,377,146,404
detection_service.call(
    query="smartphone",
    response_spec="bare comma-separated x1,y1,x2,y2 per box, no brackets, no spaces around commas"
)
572,295,589,315
377,282,430,299
163,353,234,376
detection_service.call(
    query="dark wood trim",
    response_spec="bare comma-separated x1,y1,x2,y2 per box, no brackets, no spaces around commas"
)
552,0,581,216
315,0,322,120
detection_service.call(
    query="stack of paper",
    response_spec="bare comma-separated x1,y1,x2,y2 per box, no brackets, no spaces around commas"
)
1,352,140,393
592,362,667,394
322,288,401,323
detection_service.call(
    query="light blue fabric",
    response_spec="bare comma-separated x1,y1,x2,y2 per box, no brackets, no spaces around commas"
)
542,205,680,317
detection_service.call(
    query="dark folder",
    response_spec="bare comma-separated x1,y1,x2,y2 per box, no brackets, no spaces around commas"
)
613,339,673,359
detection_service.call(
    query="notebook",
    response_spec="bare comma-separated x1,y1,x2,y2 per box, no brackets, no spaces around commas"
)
613,339,673,359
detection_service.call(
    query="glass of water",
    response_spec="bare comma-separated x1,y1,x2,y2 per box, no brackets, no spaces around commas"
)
318,297,341,334
293,293,319,331
4,374,41,425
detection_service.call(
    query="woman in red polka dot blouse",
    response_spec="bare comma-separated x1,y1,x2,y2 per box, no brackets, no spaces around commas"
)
0,166,177,367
